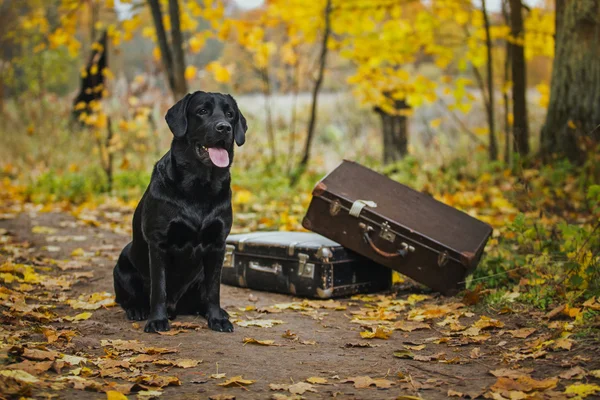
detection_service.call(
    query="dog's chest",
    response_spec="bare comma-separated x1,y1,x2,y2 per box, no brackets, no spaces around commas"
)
166,212,224,255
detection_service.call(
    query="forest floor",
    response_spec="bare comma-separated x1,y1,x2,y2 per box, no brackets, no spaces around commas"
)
1,198,600,400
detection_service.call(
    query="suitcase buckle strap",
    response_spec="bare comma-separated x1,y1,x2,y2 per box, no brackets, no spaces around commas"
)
349,200,377,218
359,222,415,259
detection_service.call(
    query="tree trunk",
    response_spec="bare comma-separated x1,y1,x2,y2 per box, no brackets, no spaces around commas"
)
502,0,513,164
295,0,332,175
375,100,410,163
510,0,530,156
541,0,600,162
482,0,498,160
168,0,187,99
147,0,187,100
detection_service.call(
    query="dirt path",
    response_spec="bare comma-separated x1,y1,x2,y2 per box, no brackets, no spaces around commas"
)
1,203,599,399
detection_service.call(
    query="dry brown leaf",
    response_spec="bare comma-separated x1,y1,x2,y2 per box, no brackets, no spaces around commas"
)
403,344,426,351
242,337,279,346
217,375,256,387
153,358,201,368
508,328,536,339
553,337,573,351
96,359,130,369
473,316,505,330
546,304,566,319
234,319,284,328
559,366,586,379
171,322,202,329
281,330,297,339
470,347,481,359
135,374,181,388
393,320,431,332
208,395,235,400
491,376,558,393
5,360,53,375
489,368,534,379
342,376,394,389
156,329,187,336
20,348,59,361
306,377,328,384
448,389,464,397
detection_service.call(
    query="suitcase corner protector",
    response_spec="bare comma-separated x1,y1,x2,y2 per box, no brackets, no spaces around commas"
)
460,251,477,268
302,217,312,230
312,182,328,196
315,287,333,299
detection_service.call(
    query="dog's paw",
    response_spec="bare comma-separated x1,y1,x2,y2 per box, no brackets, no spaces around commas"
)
125,307,149,321
208,316,234,332
144,318,170,333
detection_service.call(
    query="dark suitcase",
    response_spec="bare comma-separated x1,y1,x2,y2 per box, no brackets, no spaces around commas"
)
221,231,392,298
302,160,493,295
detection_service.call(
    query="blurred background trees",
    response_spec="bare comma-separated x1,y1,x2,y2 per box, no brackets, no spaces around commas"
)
0,0,597,173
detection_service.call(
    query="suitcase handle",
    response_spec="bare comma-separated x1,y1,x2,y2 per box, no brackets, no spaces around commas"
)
249,261,282,274
359,222,411,259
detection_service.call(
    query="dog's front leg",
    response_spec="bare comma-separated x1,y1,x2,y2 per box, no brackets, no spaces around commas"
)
144,244,170,333
202,248,233,332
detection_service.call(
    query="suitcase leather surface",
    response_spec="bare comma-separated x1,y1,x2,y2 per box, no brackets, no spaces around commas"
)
302,160,493,295
222,231,391,298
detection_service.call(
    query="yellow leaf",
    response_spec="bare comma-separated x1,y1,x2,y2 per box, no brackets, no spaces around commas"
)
106,391,128,400
306,377,328,384
568,120,577,129
184,65,197,81
429,118,442,129
242,337,279,346
65,312,93,321
564,383,600,398
217,375,255,387
360,326,392,339
205,61,231,83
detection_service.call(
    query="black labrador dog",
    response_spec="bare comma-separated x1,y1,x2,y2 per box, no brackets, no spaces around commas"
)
113,91,247,333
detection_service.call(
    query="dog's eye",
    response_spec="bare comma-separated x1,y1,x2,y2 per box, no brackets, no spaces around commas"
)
226,111,233,118
198,109,207,115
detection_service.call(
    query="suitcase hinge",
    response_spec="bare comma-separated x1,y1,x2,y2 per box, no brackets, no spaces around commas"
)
223,245,235,268
288,241,299,257
297,253,315,279
329,199,342,216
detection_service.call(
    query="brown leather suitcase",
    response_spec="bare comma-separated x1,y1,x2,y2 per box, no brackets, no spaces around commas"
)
302,160,493,295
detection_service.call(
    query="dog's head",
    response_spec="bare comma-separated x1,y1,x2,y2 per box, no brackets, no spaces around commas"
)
165,91,247,168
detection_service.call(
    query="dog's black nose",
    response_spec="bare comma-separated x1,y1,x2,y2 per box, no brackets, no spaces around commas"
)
216,122,232,133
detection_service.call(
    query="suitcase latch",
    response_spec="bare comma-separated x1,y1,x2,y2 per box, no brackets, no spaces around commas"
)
329,200,342,216
223,245,235,268
379,222,396,243
298,253,315,279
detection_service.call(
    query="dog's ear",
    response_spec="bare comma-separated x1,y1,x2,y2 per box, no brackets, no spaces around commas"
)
165,93,193,138
229,95,248,146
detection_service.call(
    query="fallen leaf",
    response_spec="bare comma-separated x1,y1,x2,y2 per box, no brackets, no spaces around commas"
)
107,391,128,400
393,350,415,359
448,389,464,397
242,337,279,346
156,329,187,336
171,322,202,329
0,369,40,384
360,326,392,339
546,304,566,319
281,330,297,339
211,373,226,379
306,377,328,384
342,376,394,389
403,344,426,351
20,347,59,361
470,347,481,359
508,328,536,339
137,390,163,399
491,376,558,392
559,366,586,379
553,337,573,351
64,311,93,321
344,342,376,348
68,292,115,310
564,383,600,398
589,370,600,378
135,374,181,388
393,321,431,332
154,359,201,368
234,319,285,328
217,375,255,387
208,395,235,400
6,360,53,375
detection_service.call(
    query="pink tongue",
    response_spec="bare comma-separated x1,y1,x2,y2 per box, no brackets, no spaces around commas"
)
207,147,229,167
